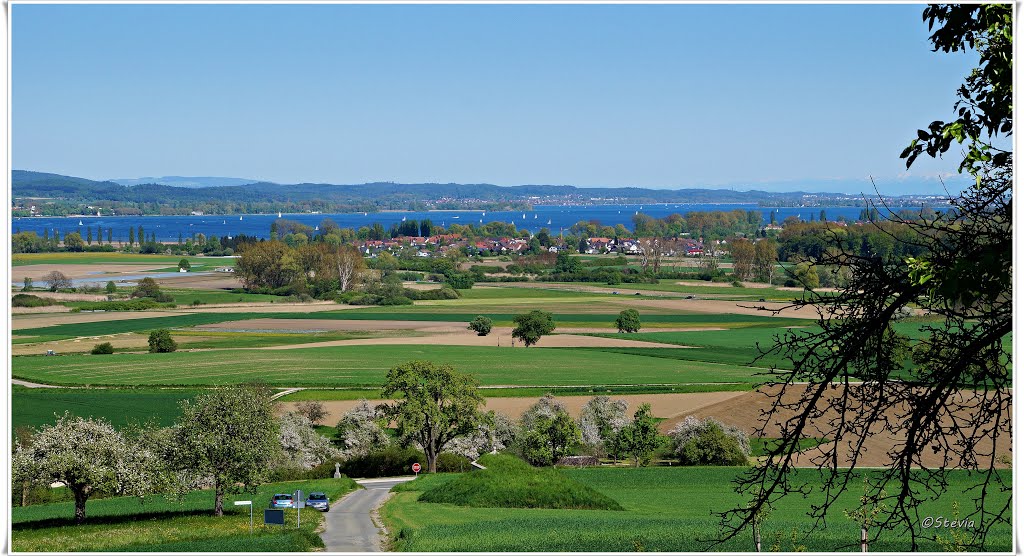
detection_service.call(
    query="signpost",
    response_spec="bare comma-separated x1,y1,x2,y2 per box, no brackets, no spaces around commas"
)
412,462,421,477
294,490,304,528
234,500,253,534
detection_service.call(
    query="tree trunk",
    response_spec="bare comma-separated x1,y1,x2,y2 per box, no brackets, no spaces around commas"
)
21,479,29,507
73,486,89,524
426,447,437,473
214,484,225,517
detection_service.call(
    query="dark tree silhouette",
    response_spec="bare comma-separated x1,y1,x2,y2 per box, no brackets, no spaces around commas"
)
718,4,1011,551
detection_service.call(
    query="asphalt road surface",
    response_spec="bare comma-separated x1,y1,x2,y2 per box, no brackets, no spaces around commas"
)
320,477,415,552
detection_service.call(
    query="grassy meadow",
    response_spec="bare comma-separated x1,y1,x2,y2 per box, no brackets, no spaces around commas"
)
11,477,358,552
11,252,237,267
383,466,1012,552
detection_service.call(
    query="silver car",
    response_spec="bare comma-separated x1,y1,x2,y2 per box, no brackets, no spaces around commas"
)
306,491,330,512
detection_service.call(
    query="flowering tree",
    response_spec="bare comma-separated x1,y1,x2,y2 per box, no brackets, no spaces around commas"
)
174,385,280,516
335,400,391,459
445,411,518,460
518,394,581,466
278,412,341,470
578,396,628,458
22,413,161,523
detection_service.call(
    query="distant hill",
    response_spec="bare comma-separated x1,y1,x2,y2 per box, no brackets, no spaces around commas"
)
110,176,262,188
12,169,948,216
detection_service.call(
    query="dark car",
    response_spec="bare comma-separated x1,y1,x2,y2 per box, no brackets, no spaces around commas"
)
306,492,330,512
270,493,294,509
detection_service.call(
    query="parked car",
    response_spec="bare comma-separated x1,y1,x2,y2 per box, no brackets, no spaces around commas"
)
306,492,330,512
270,494,294,509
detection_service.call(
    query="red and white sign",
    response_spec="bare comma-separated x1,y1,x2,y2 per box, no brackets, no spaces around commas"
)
412,463,421,474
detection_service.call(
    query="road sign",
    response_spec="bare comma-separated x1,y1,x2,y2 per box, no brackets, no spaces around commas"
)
264,509,285,526
412,462,421,474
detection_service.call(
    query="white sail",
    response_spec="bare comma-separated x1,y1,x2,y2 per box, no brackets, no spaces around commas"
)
78,220,83,225
239,216,243,220
278,212,282,218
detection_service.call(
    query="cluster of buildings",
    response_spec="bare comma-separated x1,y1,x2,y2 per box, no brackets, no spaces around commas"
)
355,234,708,258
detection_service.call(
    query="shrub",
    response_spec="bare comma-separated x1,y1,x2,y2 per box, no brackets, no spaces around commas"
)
445,272,476,290
436,452,473,473
90,342,114,355
105,281,117,294
668,416,750,466
147,329,178,353
338,446,426,478
468,316,493,336
11,294,57,308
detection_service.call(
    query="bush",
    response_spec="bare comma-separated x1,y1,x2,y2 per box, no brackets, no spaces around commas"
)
337,446,426,478
11,294,57,308
468,316,493,336
72,299,174,312
668,416,750,466
445,272,476,290
405,287,460,301
436,452,473,473
396,271,423,281
90,342,114,355
147,329,178,353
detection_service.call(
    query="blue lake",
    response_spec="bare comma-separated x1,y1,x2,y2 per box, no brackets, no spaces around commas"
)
11,203,933,242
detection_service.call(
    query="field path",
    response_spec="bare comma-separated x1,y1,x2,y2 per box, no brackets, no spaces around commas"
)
11,378,64,388
321,477,415,552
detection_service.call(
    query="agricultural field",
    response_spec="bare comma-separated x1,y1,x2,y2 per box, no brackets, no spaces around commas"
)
11,252,236,267
383,466,1012,552
10,385,198,432
11,344,771,387
10,478,358,552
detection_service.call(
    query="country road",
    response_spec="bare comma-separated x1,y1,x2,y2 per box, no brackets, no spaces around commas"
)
320,477,416,552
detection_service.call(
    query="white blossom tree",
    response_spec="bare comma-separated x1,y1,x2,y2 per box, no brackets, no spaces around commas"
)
23,413,162,523
667,416,751,456
445,411,518,460
578,396,629,457
335,400,390,459
173,385,280,517
278,412,341,470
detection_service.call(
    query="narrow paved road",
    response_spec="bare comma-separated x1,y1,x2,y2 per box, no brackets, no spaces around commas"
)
320,477,415,552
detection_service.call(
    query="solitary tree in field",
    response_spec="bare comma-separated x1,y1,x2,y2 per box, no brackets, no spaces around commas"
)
468,315,493,336
512,310,555,347
21,413,160,523
722,5,1012,550
42,270,71,292
615,309,641,333
296,400,328,426
379,361,484,473
174,385,280,516
148,329,177,353
22,277,33,292
105,280,117,294
178,258,191,271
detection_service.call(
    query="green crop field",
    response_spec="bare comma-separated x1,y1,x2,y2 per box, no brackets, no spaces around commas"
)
12,344,768,387
11,386,198,431
383,467,1011,552
162,290,284,305
588,280,798,300
11,477,357,552
456,286,607,300
13,309,809,344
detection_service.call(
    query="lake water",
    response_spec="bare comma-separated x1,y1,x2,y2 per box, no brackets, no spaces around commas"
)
12,203,931,242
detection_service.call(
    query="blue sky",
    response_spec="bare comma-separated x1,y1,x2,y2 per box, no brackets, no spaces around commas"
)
12,4,975,194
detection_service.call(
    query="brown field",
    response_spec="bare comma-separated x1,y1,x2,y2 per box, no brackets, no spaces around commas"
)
617,297,822,318
10,333,215,356
666,385,1012,469
12,310,184,330
195,318,467,332
277,391,746,425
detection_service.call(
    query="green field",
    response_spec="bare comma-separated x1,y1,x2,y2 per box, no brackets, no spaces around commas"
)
11,477,357,552
383,467,1011,552
13,309,808,344
12,344,769,387
11,385,198,431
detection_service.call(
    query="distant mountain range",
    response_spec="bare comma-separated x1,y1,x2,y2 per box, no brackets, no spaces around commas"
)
12,170,952,217
110,176,259,188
